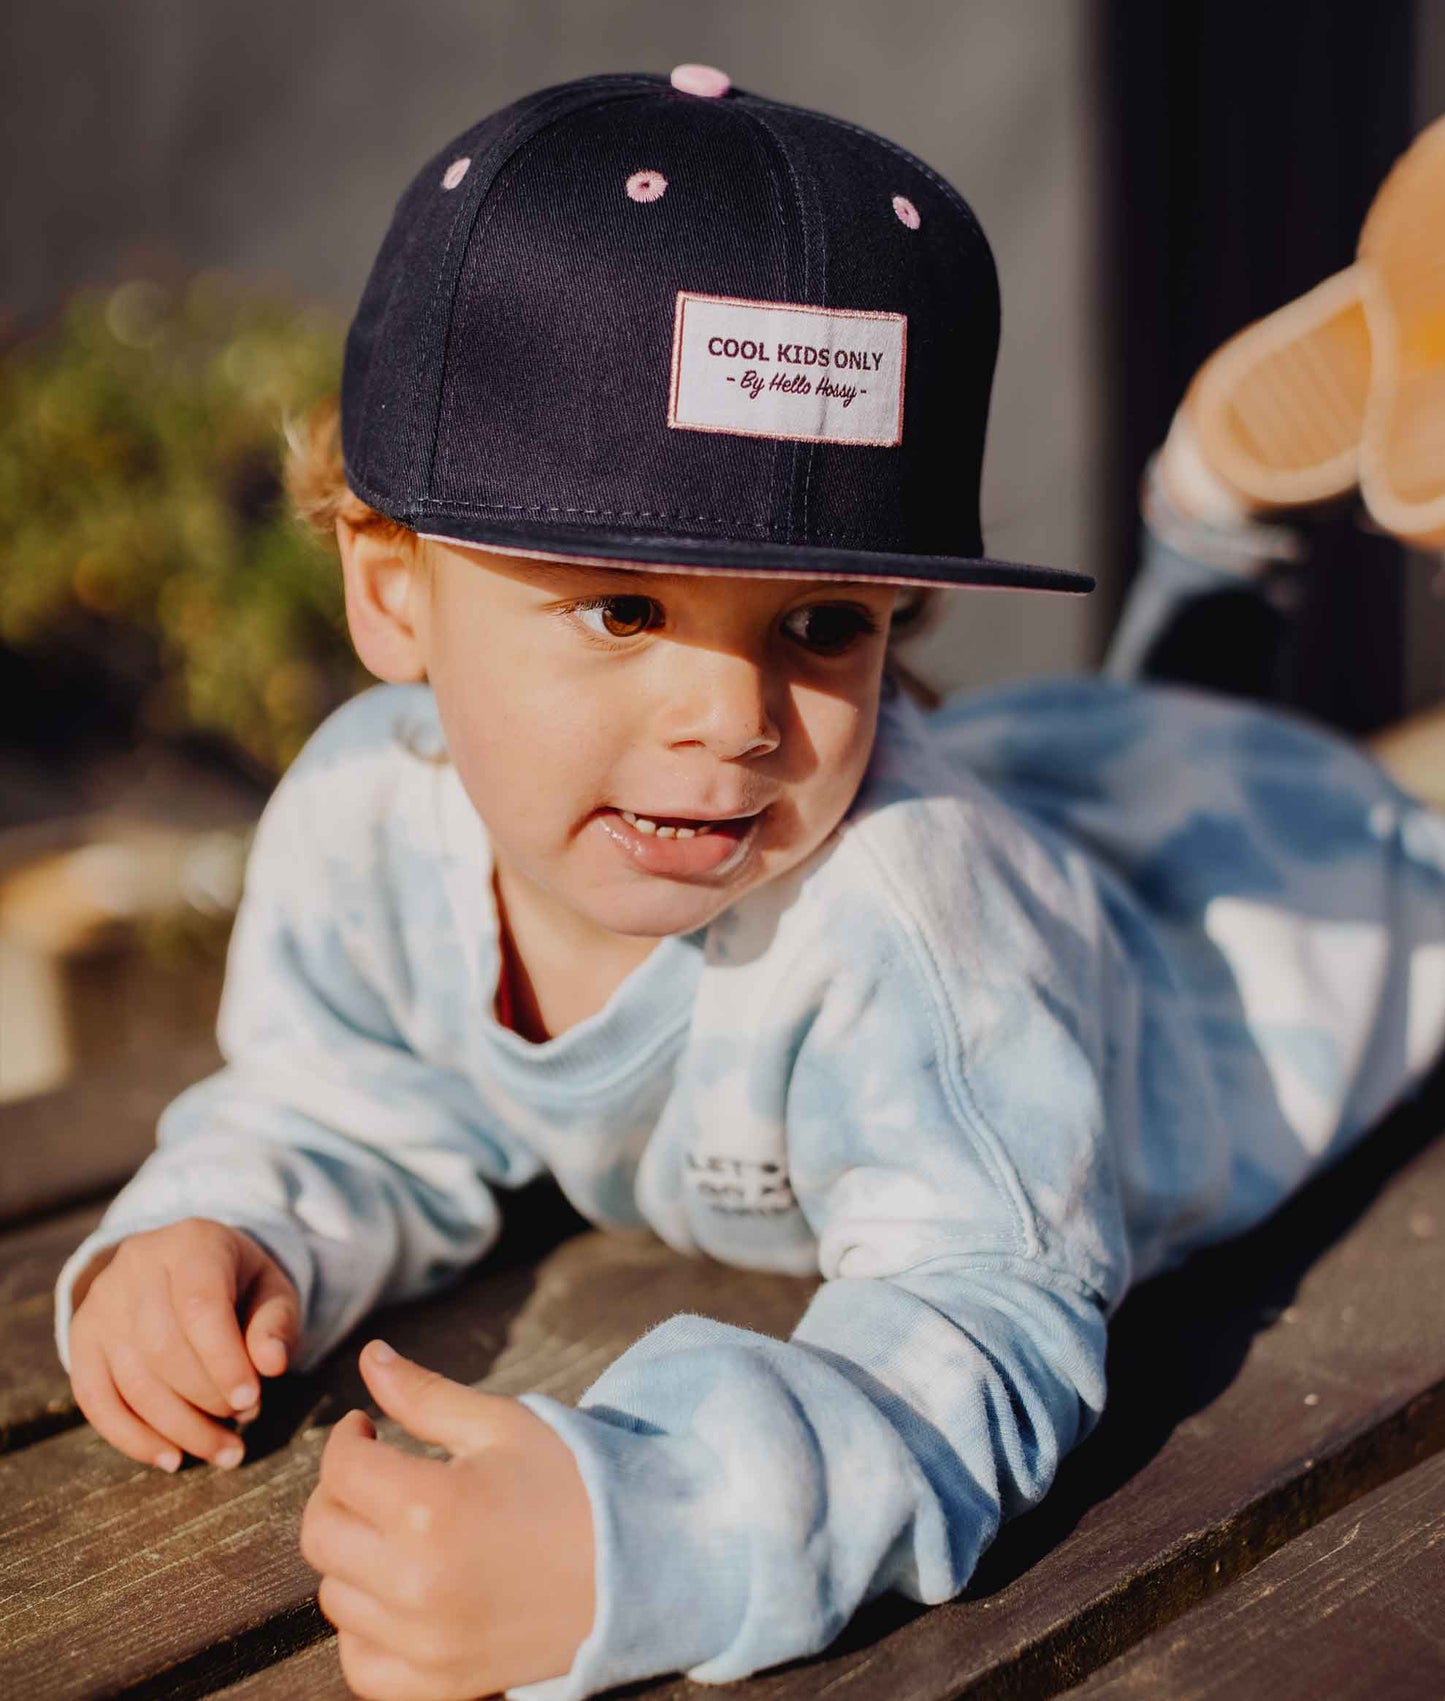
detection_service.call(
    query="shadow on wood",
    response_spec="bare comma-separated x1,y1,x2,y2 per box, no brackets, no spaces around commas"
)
976,1042,1445,1601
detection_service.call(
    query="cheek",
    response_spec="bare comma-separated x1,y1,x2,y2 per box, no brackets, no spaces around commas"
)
808,694,879,796
433,656,616,823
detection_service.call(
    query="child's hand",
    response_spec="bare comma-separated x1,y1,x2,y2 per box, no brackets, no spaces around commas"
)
68,1218,301,1472
301,1340,596,1700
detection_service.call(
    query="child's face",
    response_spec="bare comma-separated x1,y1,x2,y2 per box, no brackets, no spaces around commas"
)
344,527,901,950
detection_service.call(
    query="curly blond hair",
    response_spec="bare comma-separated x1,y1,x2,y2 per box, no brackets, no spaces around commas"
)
285,395,944,711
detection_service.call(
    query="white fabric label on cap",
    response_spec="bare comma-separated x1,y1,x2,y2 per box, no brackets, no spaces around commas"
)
667,291,906,447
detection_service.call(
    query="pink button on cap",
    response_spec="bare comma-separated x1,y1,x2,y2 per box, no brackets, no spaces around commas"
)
670,63,731,98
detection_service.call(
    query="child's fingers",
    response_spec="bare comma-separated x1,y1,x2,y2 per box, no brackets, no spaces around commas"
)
132,1279,239,1420
171,1263,262,1412
110,1342,246,1468
300,1489,396,1595
71,1353,185,1473
317,1575,445,1670
319,1408,444,1530
335,1626,429,1701
315,1574,389,1640
241,1264,301,1378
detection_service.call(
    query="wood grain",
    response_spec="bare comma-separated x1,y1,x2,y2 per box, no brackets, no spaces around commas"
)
0,1200,104,1449
7,1063,1445,1699
0,1180,818,1700
0,1037,221,1224
1068,1445,1445,1699
184,1087,1445,1701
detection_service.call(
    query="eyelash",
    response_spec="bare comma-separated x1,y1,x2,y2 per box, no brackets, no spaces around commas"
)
560,594,884,655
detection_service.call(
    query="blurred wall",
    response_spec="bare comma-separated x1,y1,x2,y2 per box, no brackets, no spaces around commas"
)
1097,0,1416,735
2,0,1104,696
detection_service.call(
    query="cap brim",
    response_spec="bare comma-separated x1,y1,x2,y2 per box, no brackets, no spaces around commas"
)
412,518,1093,594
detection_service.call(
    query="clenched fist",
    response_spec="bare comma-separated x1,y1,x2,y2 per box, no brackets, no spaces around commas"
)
68,1217,301,1472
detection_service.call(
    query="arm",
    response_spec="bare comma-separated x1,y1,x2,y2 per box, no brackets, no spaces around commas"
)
506,827,1131,1699
512,1268,1109,1699
55,706,542,1376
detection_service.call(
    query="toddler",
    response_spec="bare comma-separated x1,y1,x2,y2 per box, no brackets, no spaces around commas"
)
54,70,1445,1701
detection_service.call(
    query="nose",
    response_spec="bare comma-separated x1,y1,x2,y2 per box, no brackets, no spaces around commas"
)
663,643,781,759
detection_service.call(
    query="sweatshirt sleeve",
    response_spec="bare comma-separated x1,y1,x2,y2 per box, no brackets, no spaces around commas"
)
54,702,542,1374
507,814,1131,1700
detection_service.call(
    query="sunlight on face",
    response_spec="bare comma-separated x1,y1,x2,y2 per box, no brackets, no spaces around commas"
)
416,539,901,953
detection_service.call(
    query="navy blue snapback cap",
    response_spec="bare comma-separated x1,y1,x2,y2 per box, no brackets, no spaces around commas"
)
340,65,1094,596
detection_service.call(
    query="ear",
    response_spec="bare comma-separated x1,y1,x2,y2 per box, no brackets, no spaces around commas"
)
336,516,429,683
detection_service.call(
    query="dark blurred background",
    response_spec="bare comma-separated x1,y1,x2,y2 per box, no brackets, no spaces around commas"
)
2,0,1442,1101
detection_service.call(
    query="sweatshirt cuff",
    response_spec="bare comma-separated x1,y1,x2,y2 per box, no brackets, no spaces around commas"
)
504,1392,750,1701
53,1209,317,1376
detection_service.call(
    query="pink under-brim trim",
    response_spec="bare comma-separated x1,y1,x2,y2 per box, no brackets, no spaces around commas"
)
416,530,1052,592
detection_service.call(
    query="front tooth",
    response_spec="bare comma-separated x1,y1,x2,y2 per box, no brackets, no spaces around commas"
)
635,817,657,835
656,825,677,838
675,826,696,839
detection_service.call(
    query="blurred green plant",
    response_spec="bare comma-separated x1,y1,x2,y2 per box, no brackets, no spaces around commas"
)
0,273,370,777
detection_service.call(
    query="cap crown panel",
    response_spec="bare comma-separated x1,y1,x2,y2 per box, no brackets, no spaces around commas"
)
429,94,793,538
751,104,1000,557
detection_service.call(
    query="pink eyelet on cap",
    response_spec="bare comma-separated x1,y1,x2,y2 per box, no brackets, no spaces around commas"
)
892,194,920,229
670,63,731,98
626,170,668,203
441,157,471,190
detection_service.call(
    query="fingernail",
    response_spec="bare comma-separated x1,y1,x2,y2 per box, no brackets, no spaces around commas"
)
215,1442,244,1470
367,1339,397,1365
230,1383,259,1411
156,1448,182,1473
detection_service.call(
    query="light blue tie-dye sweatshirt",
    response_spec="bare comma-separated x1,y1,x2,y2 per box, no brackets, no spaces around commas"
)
53,665,1445,1699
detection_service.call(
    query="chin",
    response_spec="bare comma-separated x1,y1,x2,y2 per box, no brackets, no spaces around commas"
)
586,883,739,939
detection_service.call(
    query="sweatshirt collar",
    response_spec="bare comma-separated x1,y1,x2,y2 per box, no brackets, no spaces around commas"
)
433,762,705,1090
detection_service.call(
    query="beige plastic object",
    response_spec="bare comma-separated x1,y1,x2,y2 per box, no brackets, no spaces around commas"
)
1358,113,1445,551
1159,266,1371,526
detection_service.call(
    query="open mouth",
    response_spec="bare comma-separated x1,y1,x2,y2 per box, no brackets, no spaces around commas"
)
609,807,760,839
595,804,767,877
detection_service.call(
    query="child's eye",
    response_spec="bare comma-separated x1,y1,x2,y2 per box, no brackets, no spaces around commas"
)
564,595,877,653
778,598,877,649
567,594,657,641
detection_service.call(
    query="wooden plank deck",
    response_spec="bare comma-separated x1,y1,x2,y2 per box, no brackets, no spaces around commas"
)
2,1050,1444,1699
1070,1447,1445,1699
0,1037,221,1222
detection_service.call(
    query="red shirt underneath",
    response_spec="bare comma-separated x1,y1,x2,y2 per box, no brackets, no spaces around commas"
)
494,938,518,1032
